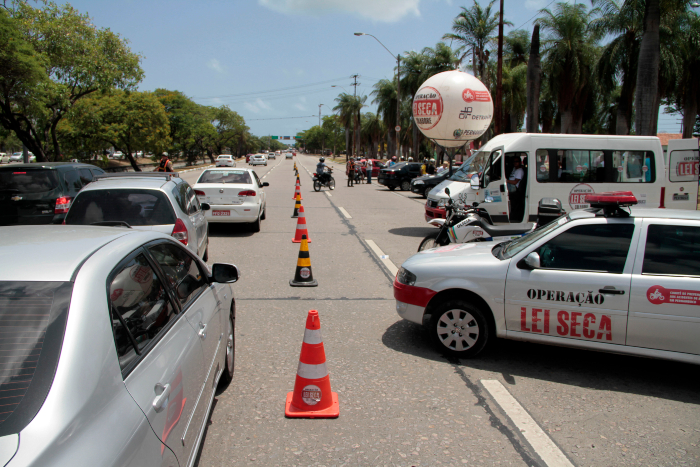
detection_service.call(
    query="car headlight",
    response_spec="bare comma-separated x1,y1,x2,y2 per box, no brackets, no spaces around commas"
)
413,180,424,185
437,199,447,207
397,267,417,286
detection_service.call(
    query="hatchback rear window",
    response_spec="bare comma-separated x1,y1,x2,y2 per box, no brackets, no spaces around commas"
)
0,169,59,194
198,170,252,184
65,189,176,226
0,281,72,436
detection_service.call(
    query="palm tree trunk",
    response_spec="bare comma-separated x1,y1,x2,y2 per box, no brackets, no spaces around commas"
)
345,126,351,158
616,69,635,135
526,25,541,133
634,0,660,136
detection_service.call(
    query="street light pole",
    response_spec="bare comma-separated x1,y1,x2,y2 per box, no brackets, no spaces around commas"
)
355,32,401,161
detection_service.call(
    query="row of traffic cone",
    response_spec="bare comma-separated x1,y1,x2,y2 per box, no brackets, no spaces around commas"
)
285,161,338,419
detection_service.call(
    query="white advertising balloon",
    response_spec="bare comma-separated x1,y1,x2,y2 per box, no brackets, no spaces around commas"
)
412,70,493,148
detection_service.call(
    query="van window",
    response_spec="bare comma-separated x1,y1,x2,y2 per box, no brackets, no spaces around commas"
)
482,150,503,186
668,150,699,183
535,149,655,184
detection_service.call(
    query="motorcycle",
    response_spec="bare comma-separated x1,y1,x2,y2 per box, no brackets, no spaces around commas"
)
417,187,548,252
313,168,335,191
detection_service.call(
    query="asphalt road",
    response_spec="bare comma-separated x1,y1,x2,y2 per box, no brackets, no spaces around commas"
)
180,155,700,467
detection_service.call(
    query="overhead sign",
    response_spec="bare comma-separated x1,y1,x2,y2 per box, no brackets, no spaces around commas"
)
271,136,295,140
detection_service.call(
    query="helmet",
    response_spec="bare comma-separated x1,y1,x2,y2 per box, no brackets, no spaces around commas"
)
391,156,397,161
319,157,325,162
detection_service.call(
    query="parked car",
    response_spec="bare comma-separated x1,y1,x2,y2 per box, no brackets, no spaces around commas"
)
394,192,700,364
249,154,267,166
0,162,106,225
377,162,423,191
194,168,268,232
285,153,293,159
216,155,236,167
64,172,210,260
411,166,460,198
0,225,238,467
268,152,276,160
357,159,384,178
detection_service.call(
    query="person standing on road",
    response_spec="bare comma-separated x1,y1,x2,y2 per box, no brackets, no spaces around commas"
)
366,158,373,184
346,158,355,187
155,154,174,172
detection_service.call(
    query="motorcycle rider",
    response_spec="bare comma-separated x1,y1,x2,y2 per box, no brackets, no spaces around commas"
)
316,157,330,184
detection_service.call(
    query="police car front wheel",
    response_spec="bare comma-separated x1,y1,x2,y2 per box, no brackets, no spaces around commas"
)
429,300,490,358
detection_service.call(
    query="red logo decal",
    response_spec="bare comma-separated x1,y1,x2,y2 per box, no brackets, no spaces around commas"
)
462,88,491,103
647,285,700,305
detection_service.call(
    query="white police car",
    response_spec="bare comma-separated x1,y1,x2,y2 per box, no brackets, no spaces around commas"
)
394,192,700,364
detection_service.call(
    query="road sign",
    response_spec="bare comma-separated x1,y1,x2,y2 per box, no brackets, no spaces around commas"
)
395,126,401,132
271,136,279,139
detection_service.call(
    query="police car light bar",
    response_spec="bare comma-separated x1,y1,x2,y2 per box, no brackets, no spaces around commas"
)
585,191,638,207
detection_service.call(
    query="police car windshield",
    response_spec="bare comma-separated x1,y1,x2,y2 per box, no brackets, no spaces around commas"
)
501,216,571,259
449,151,488,182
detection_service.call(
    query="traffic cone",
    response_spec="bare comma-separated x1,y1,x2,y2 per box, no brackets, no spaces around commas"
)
285,309,338,418
292,205,311,243
296,174,301,187
292,178,303,200
291,193,301,218
293,162,297,171
289,235,317,287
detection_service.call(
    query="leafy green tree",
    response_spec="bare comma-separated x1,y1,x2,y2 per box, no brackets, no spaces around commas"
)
504,29,530,67
0,2,143,161
668,9,700,137
333,93,359,159
62,90,171,171
154,89,210,164
538,2,600,133
370,80,398,158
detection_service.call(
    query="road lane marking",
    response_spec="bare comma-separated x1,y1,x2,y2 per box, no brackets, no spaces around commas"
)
365,240,398,276
325,191,332,197
338,207,351,218
481,380,574,467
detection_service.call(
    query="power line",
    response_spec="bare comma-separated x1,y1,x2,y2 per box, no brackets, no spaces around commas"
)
192,76,351,100
514,0,557,31
247,115,317,121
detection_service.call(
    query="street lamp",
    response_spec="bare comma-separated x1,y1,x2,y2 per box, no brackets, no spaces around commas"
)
355,32,401,160
331,85,349,93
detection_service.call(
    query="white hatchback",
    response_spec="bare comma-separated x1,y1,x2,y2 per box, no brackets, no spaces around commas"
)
249,154,267,166
194,168,268,232
216,154,236,167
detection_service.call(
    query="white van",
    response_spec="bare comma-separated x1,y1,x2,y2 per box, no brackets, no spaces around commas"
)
425,133,699,224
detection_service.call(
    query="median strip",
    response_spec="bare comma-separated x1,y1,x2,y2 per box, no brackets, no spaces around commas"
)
481,380,574,467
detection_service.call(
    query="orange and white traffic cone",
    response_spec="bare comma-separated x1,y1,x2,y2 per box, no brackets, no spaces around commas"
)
292,205,311,243
292,178,303,200
289,234,316,287
296,174,302,186
291,193,301,218
285,310,339,418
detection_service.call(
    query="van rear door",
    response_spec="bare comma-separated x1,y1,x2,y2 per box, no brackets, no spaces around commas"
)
666,138,699,210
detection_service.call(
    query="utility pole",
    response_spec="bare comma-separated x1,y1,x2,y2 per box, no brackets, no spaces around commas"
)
396,54,401,161
350,74,360,97
318,104,322,127
495,0,504,136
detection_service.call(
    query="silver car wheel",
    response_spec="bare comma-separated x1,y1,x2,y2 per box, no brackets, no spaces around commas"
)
436,309,479,351
226,315,234,371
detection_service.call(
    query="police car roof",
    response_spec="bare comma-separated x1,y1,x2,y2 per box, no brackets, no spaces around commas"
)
84,176,178,190
572,207,700,221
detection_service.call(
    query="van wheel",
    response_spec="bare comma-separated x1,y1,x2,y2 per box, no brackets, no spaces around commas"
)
429,300,490,358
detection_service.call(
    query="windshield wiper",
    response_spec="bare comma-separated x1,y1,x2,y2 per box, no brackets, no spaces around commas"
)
90,221,132,228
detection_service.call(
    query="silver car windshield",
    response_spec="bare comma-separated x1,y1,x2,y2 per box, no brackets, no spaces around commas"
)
501,216,571,259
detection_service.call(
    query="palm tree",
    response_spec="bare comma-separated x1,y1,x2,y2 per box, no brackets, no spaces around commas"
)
370,79,398,157
442,0,504,80
589,0,645,135
666,8,700,137
504,29,530,67
362,112,385,158
502,63,528,132
538,2,600,133
333,93,355,159
352,95,367,159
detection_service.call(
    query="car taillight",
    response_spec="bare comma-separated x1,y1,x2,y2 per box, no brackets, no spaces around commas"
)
195,190,206,196
54,196,72,214
238,190,256,197
171,218,188,245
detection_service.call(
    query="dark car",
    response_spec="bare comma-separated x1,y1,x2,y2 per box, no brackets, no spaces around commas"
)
377,162,423,191
410,167,459,198
0,162,106,225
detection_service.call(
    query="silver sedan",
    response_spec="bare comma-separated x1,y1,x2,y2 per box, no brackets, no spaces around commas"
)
0,225,238,466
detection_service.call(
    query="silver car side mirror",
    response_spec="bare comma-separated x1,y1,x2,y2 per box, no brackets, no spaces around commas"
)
212,263,240,283
522,252,541,270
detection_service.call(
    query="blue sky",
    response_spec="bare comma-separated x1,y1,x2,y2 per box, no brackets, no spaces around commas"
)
66,0,681,142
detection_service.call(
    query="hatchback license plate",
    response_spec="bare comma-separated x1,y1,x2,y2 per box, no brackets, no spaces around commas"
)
213,210,230,216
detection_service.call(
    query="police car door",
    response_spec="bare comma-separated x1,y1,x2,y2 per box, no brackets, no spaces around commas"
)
504,218,640,346
627,219,700,355
481,148,509,223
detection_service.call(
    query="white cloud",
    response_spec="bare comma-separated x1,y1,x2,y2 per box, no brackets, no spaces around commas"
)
258,0,420,22
207,58,224,74
244,98,272,114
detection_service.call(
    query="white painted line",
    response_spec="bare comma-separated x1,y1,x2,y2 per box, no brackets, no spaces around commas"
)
365,239,398,276
481,380,574,467
338,207,351,218
325,191,332,197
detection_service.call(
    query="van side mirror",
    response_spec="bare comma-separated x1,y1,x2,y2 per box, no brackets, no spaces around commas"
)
212,263,240,283
470,174,479,189
518,252,541,270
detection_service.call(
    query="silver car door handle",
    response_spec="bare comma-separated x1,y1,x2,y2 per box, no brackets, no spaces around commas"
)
198,322,207,339
152,383,171,412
